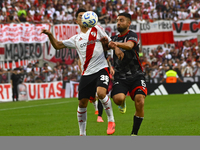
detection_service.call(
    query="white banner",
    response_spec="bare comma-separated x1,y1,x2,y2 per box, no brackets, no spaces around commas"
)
140,20,173,33
0,83,12,102
101,22,140,37
0,23,50,43
0,42,44,61
69,81,79,98
18,81,63,101
173,19,200,36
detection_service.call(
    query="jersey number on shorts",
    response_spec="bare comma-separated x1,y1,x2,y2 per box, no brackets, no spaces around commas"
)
100,75,109,85
141,80,146,89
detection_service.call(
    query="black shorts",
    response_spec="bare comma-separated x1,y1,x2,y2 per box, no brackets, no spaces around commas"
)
111,75,148,100
78,68,110,100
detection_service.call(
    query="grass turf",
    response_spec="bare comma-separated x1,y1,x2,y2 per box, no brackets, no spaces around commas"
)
0,94,200,136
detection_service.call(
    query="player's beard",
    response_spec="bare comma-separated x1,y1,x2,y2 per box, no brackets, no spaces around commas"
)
117,26,127,33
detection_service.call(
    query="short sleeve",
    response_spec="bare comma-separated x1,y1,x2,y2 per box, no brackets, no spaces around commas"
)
126,31,138,45
62,35,77,49
96,25,112,42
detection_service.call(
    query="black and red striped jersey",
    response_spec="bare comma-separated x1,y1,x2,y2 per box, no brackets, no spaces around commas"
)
111,30,144,79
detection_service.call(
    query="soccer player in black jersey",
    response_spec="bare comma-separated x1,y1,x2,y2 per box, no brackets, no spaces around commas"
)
102,12,148,136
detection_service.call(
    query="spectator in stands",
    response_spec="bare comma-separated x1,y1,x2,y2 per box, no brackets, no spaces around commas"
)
182,59,194,77
160,66,183,83
0,10,5,23
33,10,42,23
193,61,200,76
68,70,77,81
142,57,151,70
52,12,60,24
56,64,63,81
61,60,68,70
19,13,27,22
62,11,73,23
165,50,172,60
0,68,7,83
41,10,52,24
42,62,53,82
25,63,34,83
33,62,41,81
17,4,27,18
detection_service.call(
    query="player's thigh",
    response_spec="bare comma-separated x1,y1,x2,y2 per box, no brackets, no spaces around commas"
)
111,80,128,102
129,77,148,101
78,75,97,100
96,68,110,98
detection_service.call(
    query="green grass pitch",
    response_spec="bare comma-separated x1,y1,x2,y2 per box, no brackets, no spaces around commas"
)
0,94,200,136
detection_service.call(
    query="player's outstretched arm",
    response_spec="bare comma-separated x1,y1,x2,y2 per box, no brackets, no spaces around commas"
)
114,41,135,50
41,29,66,50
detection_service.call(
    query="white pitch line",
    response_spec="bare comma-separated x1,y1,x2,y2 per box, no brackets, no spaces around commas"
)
0,101,76,111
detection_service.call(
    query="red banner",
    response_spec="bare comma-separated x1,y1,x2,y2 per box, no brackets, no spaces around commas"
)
0,84,12,102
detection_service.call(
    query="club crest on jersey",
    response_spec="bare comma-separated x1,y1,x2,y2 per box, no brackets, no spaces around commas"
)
91,31,96,37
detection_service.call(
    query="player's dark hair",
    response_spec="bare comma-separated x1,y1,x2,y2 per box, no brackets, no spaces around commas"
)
118,12,132,21
75,8,87,18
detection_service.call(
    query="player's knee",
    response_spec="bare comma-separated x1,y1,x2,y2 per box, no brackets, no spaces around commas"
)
135,95,145,108
79,99,88,108
113,95,125,105
97,92,106,100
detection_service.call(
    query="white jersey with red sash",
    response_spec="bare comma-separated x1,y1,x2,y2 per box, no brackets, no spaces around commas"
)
62,25,111,76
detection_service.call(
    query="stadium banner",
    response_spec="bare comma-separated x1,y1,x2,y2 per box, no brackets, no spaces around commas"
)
43,24,80,65
64,81,200,98
0,42,44,62
101,22,140,37
149,76,200,84
0,23,51,66
147,82,200,95
173,19,200,36
0,23,50,43
140,20,174,55
18,81,63,101
174,35,198,49
0,83,12,102
64,81,79,98
0,59,38,69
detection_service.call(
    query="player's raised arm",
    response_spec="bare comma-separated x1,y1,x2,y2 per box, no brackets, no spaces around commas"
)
41,29,66,50
114,41,135,50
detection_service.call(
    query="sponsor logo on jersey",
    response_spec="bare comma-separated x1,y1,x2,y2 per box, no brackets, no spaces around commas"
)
80,39,100,48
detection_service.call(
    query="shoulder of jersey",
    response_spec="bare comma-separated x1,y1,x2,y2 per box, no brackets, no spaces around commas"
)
128,30,137,36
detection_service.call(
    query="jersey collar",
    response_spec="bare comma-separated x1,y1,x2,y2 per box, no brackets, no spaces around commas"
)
118,30,130,37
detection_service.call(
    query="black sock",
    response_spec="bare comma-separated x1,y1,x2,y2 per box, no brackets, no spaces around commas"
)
131,116,143,135
98,99,103,117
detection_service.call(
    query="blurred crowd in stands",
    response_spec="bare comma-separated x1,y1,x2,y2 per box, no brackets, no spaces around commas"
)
140,41,200,82
1,0,200,83
1,0,200,25
1,40,200,84
0,58,82,83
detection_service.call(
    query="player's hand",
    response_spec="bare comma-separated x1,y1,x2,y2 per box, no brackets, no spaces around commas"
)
41,29,51,36
110,67,115,76
108,41,117,49
100,36,109,46
115,47,124,60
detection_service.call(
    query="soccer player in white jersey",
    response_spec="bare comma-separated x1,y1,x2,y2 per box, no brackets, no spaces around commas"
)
41,9,122,136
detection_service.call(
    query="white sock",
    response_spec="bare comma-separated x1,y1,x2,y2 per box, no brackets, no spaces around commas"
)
92,100,98,111
77,107,87,136
99,95,114,122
